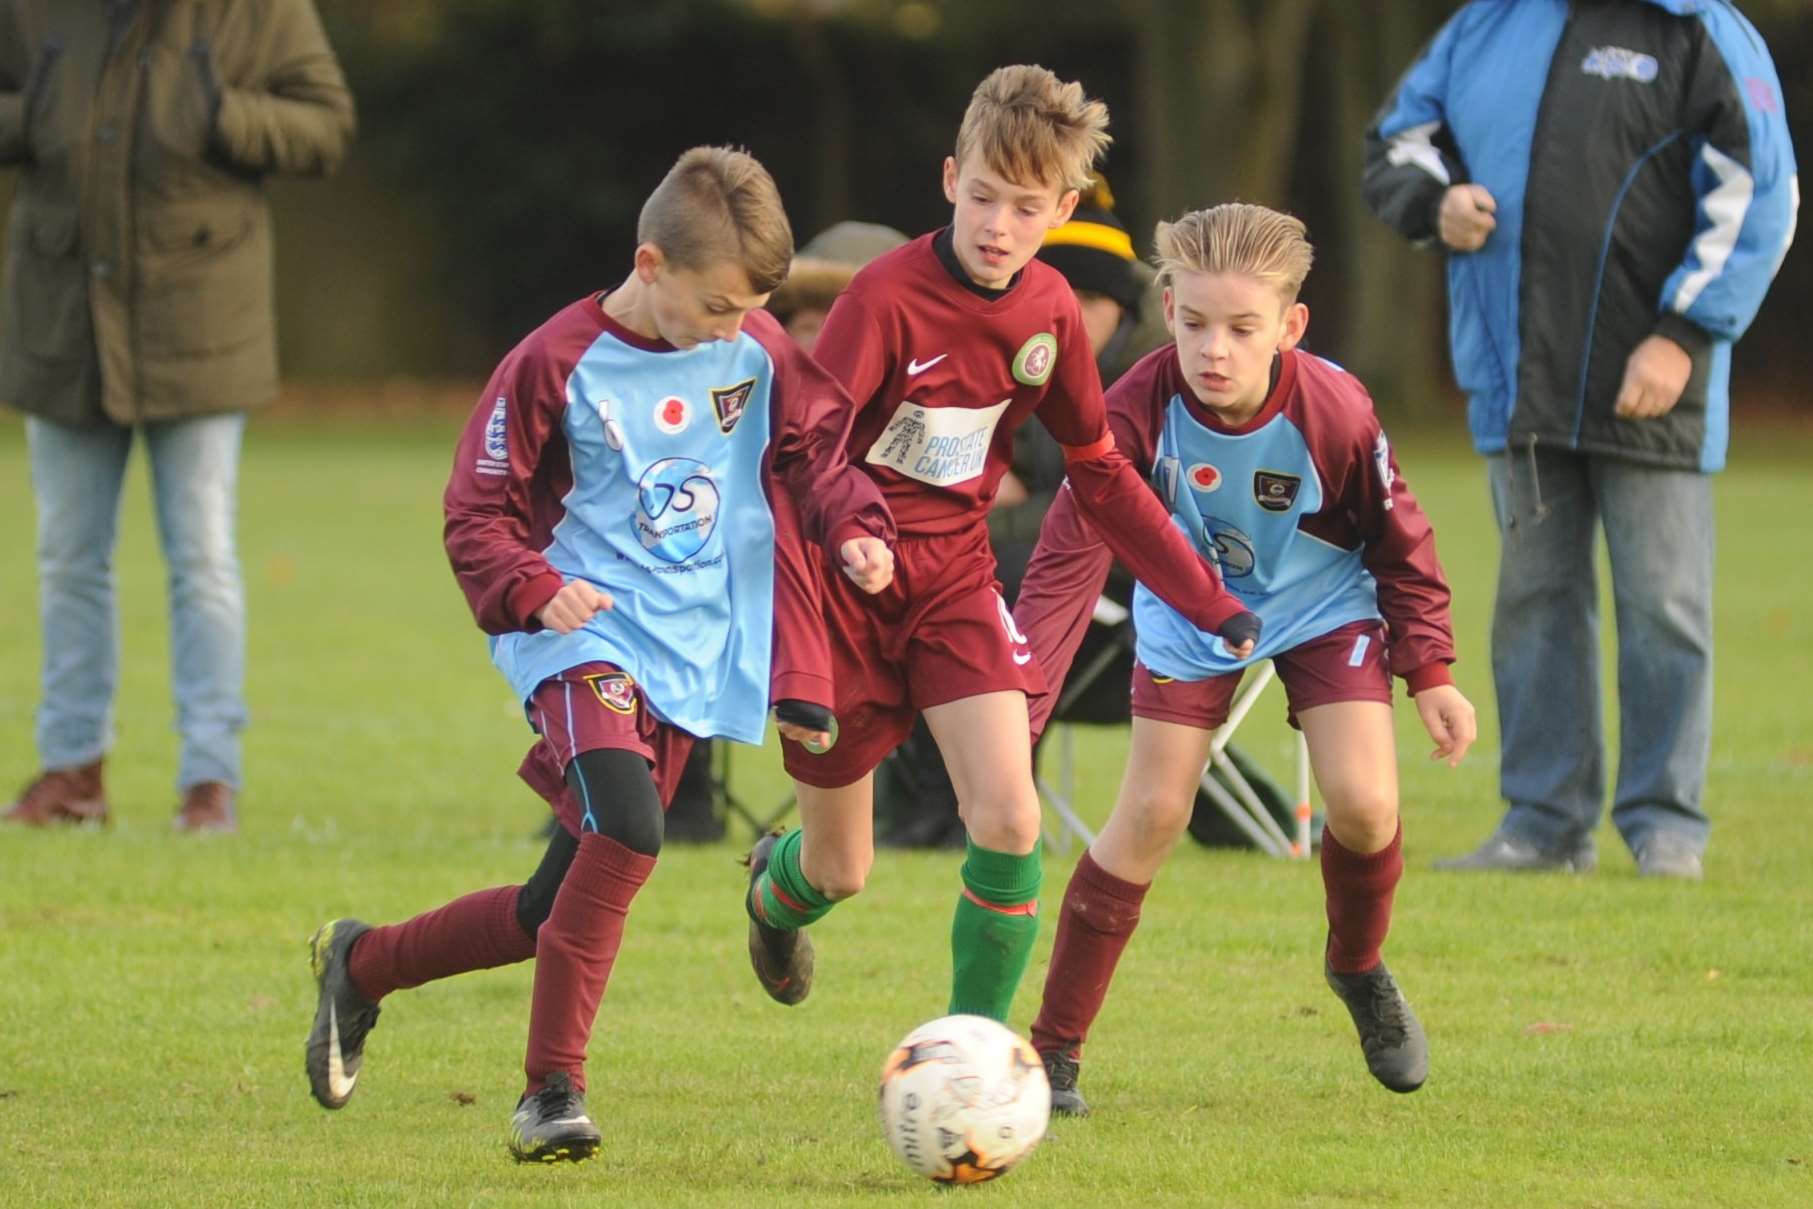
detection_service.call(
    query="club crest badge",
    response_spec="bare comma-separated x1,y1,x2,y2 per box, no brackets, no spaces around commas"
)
711,379,755,434
653,396,690,435
1253,470,1301,513
1188,462,1222,493
1011,332,1058,387
584,671,637,715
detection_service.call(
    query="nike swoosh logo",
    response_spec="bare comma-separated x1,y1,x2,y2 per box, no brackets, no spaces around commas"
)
906,354,948,376
1013,650,1032,666
327,1002,357,1100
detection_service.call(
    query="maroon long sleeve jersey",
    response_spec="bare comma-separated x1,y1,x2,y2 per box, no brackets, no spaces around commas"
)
812,232,1247,635
1015,345,1456,737
442,299,894,711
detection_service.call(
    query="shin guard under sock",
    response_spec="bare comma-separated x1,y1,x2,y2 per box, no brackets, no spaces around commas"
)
751,827,833,930
1028,849,1149,1057
347,885,535,1002
1321,821,1403,975
949,840,1041,1021
523,833,656,1094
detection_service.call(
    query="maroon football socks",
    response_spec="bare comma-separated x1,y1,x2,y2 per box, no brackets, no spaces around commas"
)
347,884,536,1002
522,832,656,1095
1029,849,1149,1057
1321,821,1403,975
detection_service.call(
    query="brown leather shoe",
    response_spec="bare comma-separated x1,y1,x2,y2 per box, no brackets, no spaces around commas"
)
174,781,237,833
2,760,109,826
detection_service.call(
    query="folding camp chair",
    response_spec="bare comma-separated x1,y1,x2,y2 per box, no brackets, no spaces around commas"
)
1194,663,1315,859
1033,593,1132,854
1034,595,1316,860
711,740,796,842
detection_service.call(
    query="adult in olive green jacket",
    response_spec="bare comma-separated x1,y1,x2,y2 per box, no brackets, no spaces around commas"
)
0,0,354,832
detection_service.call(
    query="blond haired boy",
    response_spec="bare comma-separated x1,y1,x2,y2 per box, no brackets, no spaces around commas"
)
744,67,1259,1026
1015,203,1477,1110
304,146,895,1161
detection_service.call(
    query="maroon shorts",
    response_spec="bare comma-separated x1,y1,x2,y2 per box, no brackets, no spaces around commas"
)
1132,619,1393,731
782,526,1044,788
515,662,695,836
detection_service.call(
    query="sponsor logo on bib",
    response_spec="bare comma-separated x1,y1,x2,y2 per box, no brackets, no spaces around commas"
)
864,398,1011,488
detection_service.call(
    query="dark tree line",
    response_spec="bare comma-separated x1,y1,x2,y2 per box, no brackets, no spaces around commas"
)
305,1,1809,414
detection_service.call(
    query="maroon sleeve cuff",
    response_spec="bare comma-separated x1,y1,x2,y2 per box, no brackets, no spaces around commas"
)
771,670,834,712
507,571,566,631
825,518,876,557
1403,662,1454,694
1187,583,1248,635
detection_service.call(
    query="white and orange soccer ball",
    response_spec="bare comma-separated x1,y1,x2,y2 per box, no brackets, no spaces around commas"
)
877,1014,1051,1184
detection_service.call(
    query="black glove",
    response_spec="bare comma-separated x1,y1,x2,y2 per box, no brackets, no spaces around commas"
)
1217,610,1262,649
773,699,834,733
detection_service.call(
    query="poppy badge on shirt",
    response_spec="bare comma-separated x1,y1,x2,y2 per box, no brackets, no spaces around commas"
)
654,396,690,435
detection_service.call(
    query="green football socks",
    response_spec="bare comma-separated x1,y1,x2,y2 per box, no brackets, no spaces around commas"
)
949,840,1042,1021
752,827,833,930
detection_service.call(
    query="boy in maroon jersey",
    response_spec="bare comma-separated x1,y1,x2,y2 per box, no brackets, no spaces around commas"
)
301,147,894,1163
743,66,1261,1023
1016,204,1477,1110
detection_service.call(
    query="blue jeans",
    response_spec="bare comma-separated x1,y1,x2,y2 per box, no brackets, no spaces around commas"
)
1486,447,1712,856
27,413,247,792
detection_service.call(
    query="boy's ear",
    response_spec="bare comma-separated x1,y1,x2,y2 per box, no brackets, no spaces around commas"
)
1278,301,1310,352
633,242,665,283
941,156,960,205
1050,188,1080,229
1161,286,1176,334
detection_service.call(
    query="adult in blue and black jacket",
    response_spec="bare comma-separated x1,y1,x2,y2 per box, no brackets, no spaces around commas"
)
1364,0,1797,878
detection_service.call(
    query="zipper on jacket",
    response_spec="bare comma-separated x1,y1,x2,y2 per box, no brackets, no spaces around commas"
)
1515,4,1582,450
1568,131,1683,447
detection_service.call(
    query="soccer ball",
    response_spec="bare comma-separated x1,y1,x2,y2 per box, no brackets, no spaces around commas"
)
877,1014,1051,1184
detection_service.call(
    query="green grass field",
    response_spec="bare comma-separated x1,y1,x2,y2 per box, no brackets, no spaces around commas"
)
1,405,1809,1208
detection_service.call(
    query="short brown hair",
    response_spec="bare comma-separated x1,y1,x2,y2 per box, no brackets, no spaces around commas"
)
637,146,794,293
1153,203,1315,302
955,65,1111,195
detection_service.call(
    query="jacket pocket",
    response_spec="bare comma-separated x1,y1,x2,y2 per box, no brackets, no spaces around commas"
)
3,206,91,361
135,202,267,356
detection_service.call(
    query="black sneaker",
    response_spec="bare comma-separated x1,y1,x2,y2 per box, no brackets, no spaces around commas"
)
1433,829,1596,874
1324,958,1428,1093
1042,1048,1091,1118
744,831,814,1005
508,1072,601,1163
305,918,380,1110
